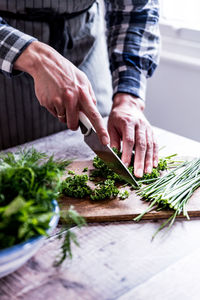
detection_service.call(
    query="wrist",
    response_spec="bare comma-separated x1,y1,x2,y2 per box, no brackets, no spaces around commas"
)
113,93,145,111
14,41,44,76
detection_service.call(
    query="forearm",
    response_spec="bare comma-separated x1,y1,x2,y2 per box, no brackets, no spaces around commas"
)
104,0,160,101
0,17,37,77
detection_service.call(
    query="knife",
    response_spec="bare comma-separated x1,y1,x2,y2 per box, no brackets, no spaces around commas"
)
79,112,139,187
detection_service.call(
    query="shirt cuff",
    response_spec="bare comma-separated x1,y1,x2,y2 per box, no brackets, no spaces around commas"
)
112,66,147,102
0,25,37,77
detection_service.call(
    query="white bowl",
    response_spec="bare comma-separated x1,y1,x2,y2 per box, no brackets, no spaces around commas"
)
0,200,59,278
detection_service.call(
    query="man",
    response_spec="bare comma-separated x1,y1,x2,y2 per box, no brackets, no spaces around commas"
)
0,0,159,177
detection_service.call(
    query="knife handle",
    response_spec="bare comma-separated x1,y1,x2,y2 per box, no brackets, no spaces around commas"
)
79,112,93,136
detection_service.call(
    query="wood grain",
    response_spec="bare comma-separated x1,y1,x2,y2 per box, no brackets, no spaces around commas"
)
0,126,200,300
59,160,200,223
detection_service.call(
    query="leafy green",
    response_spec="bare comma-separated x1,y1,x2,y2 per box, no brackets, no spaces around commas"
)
60,149,175,202
90,179,119,201
60,174,92,198
54,206,86,266
68,170,75,175
91,150,174,185
119,190,130,200
0,148,73,249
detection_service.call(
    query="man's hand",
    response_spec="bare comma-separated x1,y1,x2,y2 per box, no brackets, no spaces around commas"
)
108,93,158,178
14,41,110,146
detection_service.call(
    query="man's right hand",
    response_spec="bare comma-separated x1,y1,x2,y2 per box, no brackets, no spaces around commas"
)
14,41,110,146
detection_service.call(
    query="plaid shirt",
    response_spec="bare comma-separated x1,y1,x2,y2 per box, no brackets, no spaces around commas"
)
105,0,160,100
0,0,160,101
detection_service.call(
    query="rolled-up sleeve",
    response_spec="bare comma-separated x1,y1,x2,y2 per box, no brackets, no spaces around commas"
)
104,0,160,101
0,17,37,77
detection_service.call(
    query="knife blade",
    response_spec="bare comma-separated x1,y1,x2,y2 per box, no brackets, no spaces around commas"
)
79,112,139,187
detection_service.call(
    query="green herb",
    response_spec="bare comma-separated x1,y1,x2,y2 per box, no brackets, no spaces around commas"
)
83,167,88,172
134,158,200,237
61,150,176,202
68,170,75,175
92,156,120,181
54,206,86,266
119,190,129,200
92,152,171,185
0,148,86,264
90,179,119,201
60,174,92,198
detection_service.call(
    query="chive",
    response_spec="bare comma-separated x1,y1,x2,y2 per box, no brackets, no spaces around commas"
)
134,158,200,236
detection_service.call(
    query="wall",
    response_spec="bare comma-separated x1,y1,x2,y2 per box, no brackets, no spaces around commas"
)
145,26,200,142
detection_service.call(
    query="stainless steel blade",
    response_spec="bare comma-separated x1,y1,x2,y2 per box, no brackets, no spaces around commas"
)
84,128,139,187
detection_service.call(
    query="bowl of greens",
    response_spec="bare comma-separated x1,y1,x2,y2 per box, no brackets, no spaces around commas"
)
0,148,71,278
0,200,59,278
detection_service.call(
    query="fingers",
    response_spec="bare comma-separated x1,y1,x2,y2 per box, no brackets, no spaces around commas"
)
121,125,135,167
79,87,110,146
88,82,97,106
65,90,79,130
144,129,153,174
152,134,159,168
108,125,121,151
133,126,158,177
54,106,66,124
134,126,147,178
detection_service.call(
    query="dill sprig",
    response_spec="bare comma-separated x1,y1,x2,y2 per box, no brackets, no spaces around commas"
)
0,148,87,264
54,206,86,266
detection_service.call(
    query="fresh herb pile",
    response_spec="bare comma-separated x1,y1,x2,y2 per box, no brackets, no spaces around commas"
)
61,174,92,198
61,150,200,237
0,148,85,265
60,149,175,202
91,152,175,185
134,158,200,237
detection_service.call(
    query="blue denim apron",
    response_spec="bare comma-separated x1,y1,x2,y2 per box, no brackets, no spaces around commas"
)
0,0,112,149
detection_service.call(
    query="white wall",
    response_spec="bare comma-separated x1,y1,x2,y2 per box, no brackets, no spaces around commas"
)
145,27,200,143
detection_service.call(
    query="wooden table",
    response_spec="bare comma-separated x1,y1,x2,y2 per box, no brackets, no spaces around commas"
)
1,127,200,300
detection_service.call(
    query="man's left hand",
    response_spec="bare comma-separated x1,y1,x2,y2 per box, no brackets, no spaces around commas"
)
108,93,158,178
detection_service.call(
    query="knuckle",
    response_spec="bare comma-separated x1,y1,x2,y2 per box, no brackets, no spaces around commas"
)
125,136,134,146
137,140,146,151
54,97,62,107
65,88,74,98
89,110,99,122
146,141,153,150
135,118,143,127
124,115,133,124
122,115,134,127
99,129,108,137
153,140,158,149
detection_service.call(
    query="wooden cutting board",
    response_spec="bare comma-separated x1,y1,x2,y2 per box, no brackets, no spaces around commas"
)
59,160,200,222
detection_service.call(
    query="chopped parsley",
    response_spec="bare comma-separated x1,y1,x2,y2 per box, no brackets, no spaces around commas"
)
61,149,175,202
60,174,92,198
